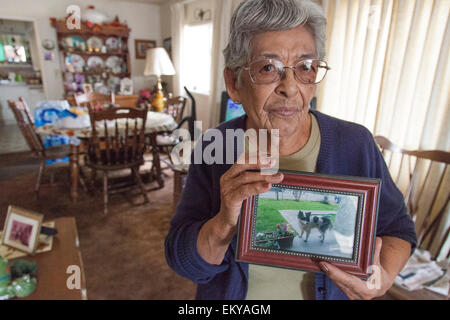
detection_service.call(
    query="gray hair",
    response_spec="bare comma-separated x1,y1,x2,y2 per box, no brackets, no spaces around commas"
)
224,0,327,79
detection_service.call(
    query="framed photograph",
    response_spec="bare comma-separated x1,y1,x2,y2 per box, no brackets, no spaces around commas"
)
119,77,133,95
1,206,43,254
236,170,380,279
82,83,93,94
163,37,172,59
135,39,156,59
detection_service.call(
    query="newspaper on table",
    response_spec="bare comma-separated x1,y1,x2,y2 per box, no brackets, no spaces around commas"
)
394,248,449,297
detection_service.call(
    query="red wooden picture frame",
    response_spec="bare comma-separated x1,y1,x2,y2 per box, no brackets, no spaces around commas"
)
236,170,381,279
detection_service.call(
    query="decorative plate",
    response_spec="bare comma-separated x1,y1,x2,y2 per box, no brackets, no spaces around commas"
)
87,36,103,50
94,82,109,95
107,76,120,91
106,37,119,51
106,56,122,74
87,56,105,69
66,54,85,73
62,36,85,49
42,39,55,50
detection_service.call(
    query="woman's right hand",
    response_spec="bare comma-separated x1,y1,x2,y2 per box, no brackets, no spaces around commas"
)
196,153,284,265
217,153,284,227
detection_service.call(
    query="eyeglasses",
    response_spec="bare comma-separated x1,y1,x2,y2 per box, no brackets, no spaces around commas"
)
242,58,330,85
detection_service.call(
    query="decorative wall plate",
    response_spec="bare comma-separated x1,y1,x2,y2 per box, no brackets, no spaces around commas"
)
66,54,85,73
94,82,109,95
106,56,122,74
87,36,103,50
62,36,85,49
42,39,55,50
107,76,120,91
106,37,119,51
87,56,105,69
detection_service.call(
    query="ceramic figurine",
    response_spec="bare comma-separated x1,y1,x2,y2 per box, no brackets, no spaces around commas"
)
0,256,37,300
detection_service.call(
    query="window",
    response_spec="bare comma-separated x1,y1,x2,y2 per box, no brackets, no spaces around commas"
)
181,22,213,94
0,34,30,64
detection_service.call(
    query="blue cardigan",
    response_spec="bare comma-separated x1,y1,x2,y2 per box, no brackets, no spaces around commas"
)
165,110,417,300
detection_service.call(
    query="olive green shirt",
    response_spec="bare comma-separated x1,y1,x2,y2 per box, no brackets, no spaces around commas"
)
246,112,321,300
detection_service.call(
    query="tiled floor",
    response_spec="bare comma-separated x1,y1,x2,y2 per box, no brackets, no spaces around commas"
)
0,125,29,154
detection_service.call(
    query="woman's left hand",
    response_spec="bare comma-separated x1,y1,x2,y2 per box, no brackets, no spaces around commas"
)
319,237,395,300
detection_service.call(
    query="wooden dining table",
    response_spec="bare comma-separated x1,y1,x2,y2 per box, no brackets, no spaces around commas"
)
36,111,177,202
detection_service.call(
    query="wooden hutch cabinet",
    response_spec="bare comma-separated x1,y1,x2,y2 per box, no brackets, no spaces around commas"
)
51,18,132,99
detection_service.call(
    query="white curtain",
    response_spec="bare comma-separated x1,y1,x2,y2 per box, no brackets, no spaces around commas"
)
208,0,235,128
170,2,185,97
317,0,450,260
317,0,449,151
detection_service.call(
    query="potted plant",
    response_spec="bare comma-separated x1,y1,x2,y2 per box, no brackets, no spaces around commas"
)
255,222,295,250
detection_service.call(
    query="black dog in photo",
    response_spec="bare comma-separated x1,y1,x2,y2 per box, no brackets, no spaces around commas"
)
297,210,333,243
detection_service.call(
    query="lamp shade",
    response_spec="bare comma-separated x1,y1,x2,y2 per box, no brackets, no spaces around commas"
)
144,47,176,76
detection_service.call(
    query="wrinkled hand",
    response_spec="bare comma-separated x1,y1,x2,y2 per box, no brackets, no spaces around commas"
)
196,152,283,265
218,152,283,227
319,237,395,300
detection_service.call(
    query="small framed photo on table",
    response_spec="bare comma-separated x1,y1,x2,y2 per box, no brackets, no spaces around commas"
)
82,83,93,94
236,170,380,279
1,206,43,254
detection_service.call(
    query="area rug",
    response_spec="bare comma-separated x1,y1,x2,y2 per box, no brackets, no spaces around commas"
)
0,156,196,300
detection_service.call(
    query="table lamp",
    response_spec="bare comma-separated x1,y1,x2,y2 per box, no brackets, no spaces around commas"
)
144,47,176,112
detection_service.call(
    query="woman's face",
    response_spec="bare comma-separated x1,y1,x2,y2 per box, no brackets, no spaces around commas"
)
225,25,317,139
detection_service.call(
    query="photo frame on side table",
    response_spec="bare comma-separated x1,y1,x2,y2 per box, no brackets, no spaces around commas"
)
1,206,43,254
236,170,381,279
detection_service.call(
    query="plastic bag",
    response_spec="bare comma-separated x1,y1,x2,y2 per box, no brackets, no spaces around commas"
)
33,100,72,164
34,100,72,127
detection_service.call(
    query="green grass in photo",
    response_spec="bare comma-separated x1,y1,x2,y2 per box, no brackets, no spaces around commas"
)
255,198,339,234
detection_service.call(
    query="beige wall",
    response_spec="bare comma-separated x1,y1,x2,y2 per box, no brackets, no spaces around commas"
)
159,1,173,94
0,0,162,99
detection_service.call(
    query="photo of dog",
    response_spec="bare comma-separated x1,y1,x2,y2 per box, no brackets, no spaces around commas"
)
297,210,333,243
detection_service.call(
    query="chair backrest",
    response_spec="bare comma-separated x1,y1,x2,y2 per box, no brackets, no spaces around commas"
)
18,97,35,124
165,96,187,124
8,99,45,157
374,136,450,260
88,107,148,167
74,92,115,111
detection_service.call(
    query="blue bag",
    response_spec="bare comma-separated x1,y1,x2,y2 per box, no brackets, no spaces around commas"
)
33,101,73,164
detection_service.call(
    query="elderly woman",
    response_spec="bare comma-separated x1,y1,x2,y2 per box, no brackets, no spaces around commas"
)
165,0,416,300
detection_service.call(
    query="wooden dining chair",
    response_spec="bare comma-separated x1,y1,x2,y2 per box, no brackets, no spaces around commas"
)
170,140,193,209
155,96,188,168
74,92,115,111
86,107,150,214
18,96,35,125
8,99,76,198
374,136,450,260
164,96,187,124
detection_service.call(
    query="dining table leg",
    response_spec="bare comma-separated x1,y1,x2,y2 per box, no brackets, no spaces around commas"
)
70,144,80,202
